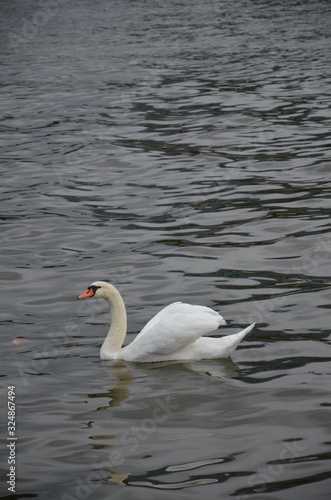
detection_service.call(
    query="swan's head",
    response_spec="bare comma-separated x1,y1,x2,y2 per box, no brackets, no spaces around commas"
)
77,281,111,300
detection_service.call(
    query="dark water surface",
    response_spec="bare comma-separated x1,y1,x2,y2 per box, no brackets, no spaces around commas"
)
1,0,331,498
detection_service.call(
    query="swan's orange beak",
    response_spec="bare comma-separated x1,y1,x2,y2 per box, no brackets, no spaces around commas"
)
77,288,95,300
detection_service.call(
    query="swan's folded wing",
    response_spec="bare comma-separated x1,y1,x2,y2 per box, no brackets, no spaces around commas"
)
123,302,225,360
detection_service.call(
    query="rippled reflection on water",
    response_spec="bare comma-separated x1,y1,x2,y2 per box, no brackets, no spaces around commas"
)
1,0,331,498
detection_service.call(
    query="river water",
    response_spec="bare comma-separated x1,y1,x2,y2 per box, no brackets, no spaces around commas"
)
1,0,331,498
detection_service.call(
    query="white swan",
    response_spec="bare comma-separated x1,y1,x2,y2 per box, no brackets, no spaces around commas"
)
77,281,254,362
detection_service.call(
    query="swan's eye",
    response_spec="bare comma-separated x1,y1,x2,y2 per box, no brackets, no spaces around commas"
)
90,285,100,295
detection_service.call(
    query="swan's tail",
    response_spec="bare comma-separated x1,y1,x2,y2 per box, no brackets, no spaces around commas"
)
193,323,255,360
218,322,255,358
233,322,255,341
213,323,255,358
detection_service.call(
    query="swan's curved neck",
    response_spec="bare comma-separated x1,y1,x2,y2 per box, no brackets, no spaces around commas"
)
100,284,127,358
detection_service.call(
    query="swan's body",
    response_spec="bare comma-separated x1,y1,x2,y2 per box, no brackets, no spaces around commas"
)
77,281,254,362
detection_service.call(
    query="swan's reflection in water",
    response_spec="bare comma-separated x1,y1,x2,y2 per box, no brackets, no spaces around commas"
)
89,358,241,408
86,358,243,488
89,361,135,408
99,357,241,403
